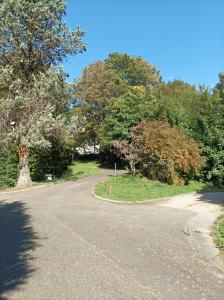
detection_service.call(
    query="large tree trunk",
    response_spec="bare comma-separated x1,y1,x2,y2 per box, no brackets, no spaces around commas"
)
16,144,32,188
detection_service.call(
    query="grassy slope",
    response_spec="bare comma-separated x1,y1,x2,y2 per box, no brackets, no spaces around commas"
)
0,160,102,192
58,160,101,182
217,214,224,252
95,174,224,202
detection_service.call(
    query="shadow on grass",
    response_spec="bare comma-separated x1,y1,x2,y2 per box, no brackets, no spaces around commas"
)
0,201,39,298
75,154,125,170
60,169,84,181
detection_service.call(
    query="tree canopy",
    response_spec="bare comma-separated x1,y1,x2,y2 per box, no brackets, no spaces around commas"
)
105,52,161,87
0,1,223,188
0,0,86,187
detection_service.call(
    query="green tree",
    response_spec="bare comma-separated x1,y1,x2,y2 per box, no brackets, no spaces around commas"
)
99,86,156,150
213,72,224,100
153,80,198,131
0,145,19,189
74,60,127,146
198,100,224,185
113,121,202,185
74,53,160,149
105,52,161,87
0,0,86,187
139,121,202,185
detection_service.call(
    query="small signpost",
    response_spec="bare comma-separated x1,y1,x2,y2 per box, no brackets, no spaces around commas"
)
115,162,117,180
108,185,112,198
46,174,53,181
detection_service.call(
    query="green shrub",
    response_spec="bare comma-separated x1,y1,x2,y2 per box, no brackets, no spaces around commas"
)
30,141,72,181
0,146,19,189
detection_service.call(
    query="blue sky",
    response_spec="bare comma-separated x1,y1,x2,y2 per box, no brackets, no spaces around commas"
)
64,0,224,87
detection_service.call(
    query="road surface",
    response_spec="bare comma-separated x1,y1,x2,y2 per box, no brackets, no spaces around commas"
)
0,169,224,299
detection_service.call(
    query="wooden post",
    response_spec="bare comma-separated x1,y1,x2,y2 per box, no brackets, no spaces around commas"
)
108,185,112,198
115,162,117,180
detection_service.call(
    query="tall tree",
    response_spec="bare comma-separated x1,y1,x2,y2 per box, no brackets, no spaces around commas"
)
74,61,127,146
0,0,86,187
74,53,160,148
213,72,224,100
153,80,197,126
99,86,156,150
105,52,161,87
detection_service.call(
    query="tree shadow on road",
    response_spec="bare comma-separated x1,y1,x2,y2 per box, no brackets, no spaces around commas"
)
0,201,39,298
197,191,224,206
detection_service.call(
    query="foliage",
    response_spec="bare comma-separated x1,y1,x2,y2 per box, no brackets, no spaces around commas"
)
151,81,224,186
0,0,86,187
73,53,160,148
74,60,127,145
0,146,19,189
115,121,202,185
99,86,156,150
105,52,161,87
29,140,72,181
198,101,224,185
152,80,199,134
138,121,202,185
0,2,223,191
113,140,141,176
0,0,85,73
0,68,71,147
95,174,223,202
213,72,224,101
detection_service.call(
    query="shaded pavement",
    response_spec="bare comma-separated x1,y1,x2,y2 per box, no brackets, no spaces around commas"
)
0,169,224,299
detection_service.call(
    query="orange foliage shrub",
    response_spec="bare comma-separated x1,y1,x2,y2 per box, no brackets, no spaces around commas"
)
133,121,203,185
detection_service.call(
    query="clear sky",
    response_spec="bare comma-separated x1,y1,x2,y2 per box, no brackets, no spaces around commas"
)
64,0,224,87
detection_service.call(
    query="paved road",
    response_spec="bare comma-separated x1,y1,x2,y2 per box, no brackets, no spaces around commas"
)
0,169,224,300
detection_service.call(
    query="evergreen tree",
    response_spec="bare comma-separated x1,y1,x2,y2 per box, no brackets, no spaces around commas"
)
0,0,86,187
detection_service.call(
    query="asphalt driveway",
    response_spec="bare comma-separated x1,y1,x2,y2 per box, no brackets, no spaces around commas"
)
0,169,224,300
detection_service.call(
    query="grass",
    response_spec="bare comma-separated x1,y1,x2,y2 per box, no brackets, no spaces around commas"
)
95,173,224,202
216,213,224,253
57,160,101,182
0,160,102,193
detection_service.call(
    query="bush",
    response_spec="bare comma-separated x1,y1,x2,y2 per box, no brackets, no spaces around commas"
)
0,146,19,189
197,102,224,186
133,121,203,185
29,140,72,181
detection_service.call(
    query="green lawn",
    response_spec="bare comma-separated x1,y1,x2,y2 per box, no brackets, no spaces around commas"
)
57,160,101,182
217,214,224,252
95,174,224,202
0,160,101,192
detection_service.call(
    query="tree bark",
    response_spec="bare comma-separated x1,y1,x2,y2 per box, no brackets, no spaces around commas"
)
130,160,136,176
16,144,32,188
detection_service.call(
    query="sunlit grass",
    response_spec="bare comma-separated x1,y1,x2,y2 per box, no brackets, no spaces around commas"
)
95,174,224,202
58,160,101,181
217,214,224,252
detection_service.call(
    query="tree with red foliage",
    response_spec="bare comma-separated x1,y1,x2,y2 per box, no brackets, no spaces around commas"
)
114,121,202,185
133,121,203,185
113,140,141,176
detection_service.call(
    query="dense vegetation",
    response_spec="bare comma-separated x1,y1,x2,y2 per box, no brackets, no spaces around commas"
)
113,121,202,185
74,55,224,186
0,0,224,189
0,0,85,187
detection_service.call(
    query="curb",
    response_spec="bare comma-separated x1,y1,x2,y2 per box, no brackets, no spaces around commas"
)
0,170,106,196
0,184,50,195
185,211,224,277
92,188,175,205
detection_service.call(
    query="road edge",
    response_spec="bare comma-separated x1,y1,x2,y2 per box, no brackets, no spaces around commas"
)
185,210,224,278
